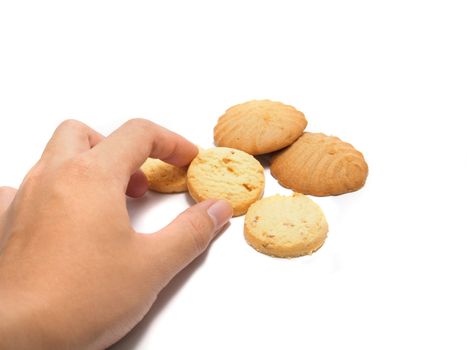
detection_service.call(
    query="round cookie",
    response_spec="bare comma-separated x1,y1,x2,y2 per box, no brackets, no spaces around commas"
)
271,132,368,196
244,193,328,258
187,147,265,216
214,100,307,155
141,158,188,193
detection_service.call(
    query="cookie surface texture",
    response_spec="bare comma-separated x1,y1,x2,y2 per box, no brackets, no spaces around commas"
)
141,158,188,193
244,193,328,258
214,100,307,155
187,147,265,216
271,132,368,196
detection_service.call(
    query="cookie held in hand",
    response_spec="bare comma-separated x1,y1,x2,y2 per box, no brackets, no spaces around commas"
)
141,158,188,193
271,132,368,196
214,100,307,155
187,147,265,216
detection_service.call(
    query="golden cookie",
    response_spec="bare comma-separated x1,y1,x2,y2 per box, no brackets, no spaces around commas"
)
141,158,188,193
270,132,368,196
214,100,307,155
187,147,265,216
244,193,328,258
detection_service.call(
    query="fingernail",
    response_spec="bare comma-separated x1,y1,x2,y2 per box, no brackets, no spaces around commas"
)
207,200,233,232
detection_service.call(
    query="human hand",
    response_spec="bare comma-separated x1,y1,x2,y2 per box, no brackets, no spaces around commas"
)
0,119,232,349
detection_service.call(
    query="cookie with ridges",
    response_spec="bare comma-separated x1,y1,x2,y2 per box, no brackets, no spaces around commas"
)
244,193,328,258
271,132,368,196
141,158,188,193
187,147,265,216
214,100,307,155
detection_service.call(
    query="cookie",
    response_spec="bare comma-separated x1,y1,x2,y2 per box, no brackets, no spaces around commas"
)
141,158,188,193
187,147,265,216
244,193,328,258
214,100,307,155
271,132,368,196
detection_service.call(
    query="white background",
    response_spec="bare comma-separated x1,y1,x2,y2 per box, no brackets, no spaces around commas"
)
1,1,467,349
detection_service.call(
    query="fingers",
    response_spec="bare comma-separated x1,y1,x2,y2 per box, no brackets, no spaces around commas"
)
42,119,104,162
139,199,232,282
0,186,17,215
91,119,198,185
126,169,148,198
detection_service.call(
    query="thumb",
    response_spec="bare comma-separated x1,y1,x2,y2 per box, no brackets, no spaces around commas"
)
140,199,232,281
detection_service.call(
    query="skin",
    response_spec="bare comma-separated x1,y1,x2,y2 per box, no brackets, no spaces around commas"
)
0,119,233,350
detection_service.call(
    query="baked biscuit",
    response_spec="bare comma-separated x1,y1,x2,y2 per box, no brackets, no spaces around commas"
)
271,132,368,196
214,100,307,155
244,193,328,258
187,147,265,216
141,158,188,193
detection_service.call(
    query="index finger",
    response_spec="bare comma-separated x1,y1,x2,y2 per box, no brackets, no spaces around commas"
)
91,118,198,181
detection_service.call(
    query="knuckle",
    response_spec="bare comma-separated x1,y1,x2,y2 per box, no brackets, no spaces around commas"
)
125,118,153,130
23,163,46,183
20,163,49,197
183,213,211,254
57,119,86,132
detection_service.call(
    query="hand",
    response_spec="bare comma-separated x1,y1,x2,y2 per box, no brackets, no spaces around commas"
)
0,119,232,350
